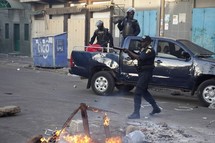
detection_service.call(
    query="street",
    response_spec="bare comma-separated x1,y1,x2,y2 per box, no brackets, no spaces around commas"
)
0,59,215,143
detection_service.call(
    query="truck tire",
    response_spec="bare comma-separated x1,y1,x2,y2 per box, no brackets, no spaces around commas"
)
197,79,215,107
115,85,134,92
91,71,115,95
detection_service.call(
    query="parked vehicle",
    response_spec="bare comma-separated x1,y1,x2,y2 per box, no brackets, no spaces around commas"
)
69,36,215,106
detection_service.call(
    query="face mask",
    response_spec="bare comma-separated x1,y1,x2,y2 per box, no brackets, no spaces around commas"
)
97,26,103,30
127,12,134,19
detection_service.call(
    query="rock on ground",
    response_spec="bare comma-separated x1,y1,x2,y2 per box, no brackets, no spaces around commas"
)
0,105,21,117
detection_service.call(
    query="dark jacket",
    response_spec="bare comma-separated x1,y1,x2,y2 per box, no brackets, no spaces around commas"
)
117,18,140,38
89,28,114,47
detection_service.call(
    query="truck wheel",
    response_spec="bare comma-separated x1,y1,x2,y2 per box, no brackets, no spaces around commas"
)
91,71,115,95
116,85,134,92
197,79,215,107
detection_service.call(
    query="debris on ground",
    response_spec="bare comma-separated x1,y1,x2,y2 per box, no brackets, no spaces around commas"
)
123,121,202,143
206,120,215,127
0,105,21,117
174,106,193,111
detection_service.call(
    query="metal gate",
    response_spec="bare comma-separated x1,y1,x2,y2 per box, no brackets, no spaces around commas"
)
134,10,157,37
192,8,215,52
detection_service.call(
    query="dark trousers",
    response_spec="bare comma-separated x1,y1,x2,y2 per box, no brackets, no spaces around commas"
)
134,69,156,112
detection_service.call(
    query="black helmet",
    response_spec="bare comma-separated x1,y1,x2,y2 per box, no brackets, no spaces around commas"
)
96,20,104,27
143,36,152,42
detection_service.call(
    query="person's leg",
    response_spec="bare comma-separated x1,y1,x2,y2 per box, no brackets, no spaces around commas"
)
140,70,161,115
128,75,143,119
128,92,141,119
142,90,161,115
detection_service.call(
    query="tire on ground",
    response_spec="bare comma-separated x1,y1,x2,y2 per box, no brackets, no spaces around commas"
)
197,79,215,107
91,71,115,95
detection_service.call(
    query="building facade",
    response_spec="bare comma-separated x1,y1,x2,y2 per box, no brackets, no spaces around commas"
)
0,0,31,56
2,0,213,57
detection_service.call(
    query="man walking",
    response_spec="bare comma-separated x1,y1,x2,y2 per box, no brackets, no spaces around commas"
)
123,36,161,119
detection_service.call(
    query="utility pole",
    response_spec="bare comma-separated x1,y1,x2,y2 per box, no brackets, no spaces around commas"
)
132,0,134,7
85,0,92,46
160,0,165,37
64,2,70,32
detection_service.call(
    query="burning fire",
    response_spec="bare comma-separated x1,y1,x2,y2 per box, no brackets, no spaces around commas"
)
103,113,110,126
39,104,122,143
105,136,122,143
40,130,122,143
40,129,94,143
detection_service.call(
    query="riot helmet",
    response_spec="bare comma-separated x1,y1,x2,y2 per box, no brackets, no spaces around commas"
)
96,20,104,30
126,7,135,20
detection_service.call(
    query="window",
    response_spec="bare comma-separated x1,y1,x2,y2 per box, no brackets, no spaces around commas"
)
24,24,29,41
5,23,9,39
157,41,186,59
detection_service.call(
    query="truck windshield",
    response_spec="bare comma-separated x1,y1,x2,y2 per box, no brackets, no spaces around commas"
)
178,40,215,57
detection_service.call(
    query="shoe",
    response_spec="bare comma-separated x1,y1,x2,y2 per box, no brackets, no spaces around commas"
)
128,112,140,119
149,107,161,115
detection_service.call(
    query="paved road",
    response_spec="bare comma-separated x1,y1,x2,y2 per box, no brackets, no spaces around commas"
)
0,57,215,143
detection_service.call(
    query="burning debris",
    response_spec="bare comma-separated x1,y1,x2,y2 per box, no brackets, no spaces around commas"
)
38,103,121,143
27,103,203,143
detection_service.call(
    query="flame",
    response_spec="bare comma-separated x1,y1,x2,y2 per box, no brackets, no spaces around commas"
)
105,136,122,143
40,129,95,143
103,113,110,126
63,134,94,143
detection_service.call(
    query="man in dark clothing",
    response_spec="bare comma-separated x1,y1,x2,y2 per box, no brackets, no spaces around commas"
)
123,36,161,119
89,20,114,48
117,7,140,40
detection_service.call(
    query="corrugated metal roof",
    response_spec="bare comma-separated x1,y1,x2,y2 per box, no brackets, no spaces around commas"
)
7,0,24,9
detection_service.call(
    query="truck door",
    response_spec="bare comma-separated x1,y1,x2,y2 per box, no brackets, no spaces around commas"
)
121,39,142,83
153,39,193,88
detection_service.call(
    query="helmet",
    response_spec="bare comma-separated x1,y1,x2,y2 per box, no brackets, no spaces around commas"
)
143,36,152,42
126,7,135,19
126,7,135,14
96,20,104,27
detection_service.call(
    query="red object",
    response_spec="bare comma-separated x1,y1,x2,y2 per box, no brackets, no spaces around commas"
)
70,55,74,68
86,44,102,52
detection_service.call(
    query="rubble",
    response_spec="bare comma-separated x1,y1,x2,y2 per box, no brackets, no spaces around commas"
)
123,121,201,143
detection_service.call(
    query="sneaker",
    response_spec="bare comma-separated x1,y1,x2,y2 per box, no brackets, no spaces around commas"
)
128,113,140,119
149,107,161,115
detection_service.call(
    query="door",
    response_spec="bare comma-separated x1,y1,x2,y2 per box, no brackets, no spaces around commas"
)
134,10,157,37
153,39,193,88
13,24,20,52
121,37,143,83
192,8,215,52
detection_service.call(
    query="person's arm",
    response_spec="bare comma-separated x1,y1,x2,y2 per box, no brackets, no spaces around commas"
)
117,18,124,31
89,31,97,44
124,49,139,60
108,32,114,47
133,20,140,36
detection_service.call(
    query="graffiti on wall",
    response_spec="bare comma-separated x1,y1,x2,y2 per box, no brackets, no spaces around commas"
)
35,37,53,59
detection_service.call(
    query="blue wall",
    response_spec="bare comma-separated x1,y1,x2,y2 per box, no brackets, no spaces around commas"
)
192,8,215,52
134,10,157,37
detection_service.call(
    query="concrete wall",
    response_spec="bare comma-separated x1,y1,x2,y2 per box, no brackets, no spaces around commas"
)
195,0,215,8
0,4,31,56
